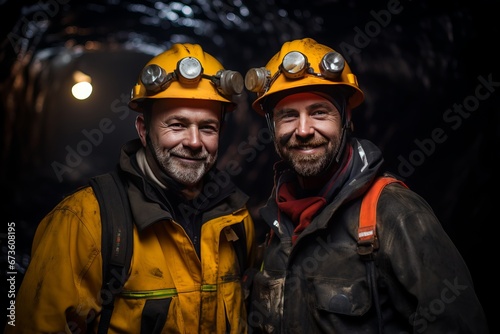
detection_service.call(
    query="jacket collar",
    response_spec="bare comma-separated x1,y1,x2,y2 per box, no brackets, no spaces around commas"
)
260,137,384,231
117,139,247,231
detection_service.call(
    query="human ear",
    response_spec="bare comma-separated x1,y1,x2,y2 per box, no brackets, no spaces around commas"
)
135,114,148,147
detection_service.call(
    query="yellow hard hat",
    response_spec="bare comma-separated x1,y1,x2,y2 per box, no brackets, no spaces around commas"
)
129,43,243,112
245,38,364,115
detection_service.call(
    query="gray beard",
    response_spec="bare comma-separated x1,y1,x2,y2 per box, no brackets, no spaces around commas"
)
153,144,217,186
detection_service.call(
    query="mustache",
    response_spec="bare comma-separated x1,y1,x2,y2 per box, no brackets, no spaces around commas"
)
278,132,327,149
169,147,208,160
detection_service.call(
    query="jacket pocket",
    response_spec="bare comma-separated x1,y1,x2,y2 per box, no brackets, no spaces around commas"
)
309,276,371,316
248,272,285,333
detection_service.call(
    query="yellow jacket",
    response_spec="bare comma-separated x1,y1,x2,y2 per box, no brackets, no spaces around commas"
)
6,140,255,333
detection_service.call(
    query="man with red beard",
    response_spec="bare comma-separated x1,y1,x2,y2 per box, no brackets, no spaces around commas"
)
244,38,488,333
7,43,256,333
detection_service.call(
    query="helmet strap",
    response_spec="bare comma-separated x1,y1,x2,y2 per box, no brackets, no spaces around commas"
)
333,97,350,164
220,104,227,131
265,111,276,141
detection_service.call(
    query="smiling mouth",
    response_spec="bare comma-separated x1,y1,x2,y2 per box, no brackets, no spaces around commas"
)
295,146,316,150
290,144,323,151
173,154,206,161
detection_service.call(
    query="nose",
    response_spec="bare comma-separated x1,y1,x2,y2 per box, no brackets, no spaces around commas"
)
183,126,203,149
295,114,315,138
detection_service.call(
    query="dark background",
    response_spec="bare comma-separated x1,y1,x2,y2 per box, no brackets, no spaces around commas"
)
1,0,497,332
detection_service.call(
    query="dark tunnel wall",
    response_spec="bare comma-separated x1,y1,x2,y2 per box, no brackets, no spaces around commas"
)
1,0,498,331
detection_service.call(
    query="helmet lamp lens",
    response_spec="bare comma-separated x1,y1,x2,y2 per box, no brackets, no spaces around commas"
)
177,57,203,82
320,52,345,79
244,67,268,92
219,70,244,95
281,51,308,77
141,64,168,93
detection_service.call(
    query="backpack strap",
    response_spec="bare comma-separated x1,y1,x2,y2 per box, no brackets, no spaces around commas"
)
357,175,408,259
89,169,134,334
357,175,408,334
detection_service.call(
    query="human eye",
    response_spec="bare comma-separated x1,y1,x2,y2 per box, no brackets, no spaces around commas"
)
311,104,337,118
167,122,186,130
275,110,297,123
311,109,328,117
200,124,219,134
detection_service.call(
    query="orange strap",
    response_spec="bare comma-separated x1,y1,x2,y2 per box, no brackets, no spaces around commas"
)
358,176,408,256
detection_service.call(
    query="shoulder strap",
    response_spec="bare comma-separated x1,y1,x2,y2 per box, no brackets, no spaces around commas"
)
357,174,408,334
232,222,247,275
357,175,408,259
89,169,134,334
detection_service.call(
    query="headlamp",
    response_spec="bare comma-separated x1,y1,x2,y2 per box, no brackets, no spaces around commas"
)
319,51,345,79
140,56,243,97
281,51,309,78
177,57,203,83
245,51,346,94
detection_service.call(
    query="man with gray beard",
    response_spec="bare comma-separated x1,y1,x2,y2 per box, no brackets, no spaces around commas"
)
7,43,256,333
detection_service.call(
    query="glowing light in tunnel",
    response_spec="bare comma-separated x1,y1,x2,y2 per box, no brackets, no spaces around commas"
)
71,70,93,100
72,81,93,100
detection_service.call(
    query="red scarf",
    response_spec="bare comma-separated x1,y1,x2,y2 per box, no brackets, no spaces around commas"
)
277,182,326,243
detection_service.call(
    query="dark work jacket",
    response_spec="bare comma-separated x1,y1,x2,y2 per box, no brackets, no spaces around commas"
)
248,137,488,334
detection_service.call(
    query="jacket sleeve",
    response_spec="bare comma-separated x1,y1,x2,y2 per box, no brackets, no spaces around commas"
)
4,187,103,333
376,184,489,334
